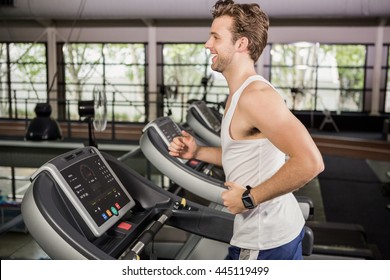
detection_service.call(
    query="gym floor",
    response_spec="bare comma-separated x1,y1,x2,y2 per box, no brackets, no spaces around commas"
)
0,231,49,260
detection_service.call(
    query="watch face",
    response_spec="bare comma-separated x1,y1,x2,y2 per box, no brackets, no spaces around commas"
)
242,196,255,209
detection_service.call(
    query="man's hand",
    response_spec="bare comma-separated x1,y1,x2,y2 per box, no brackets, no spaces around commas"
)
222,181,247,214
168,130,198,160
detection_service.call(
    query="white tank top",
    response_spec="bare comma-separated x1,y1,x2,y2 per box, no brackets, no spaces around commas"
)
221,75,305,250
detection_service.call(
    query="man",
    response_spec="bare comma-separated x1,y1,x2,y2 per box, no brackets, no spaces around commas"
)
169,0,324,260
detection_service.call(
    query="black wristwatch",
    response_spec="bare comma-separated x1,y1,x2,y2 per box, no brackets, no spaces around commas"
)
242,185,256,209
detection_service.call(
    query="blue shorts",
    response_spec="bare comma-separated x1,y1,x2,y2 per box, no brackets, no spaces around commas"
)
226,228,305,260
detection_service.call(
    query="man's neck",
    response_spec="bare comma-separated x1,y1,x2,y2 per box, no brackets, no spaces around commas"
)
224,67,257,95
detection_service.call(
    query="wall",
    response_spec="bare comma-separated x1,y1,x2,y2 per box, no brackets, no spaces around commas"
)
1,24,390,44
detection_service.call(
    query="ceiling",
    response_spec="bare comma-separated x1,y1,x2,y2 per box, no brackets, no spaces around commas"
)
1,0,390,27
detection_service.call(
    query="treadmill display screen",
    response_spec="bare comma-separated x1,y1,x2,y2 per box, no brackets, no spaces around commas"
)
60,154,131,227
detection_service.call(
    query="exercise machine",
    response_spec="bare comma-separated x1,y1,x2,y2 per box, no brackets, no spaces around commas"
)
186,100,221,147
21,146,234,260
140,116,314,220
141,115,379,259
140,117,315,257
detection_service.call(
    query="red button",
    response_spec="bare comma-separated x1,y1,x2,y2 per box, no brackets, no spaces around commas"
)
117,222,132,231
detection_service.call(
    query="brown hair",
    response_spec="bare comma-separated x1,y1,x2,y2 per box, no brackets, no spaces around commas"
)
211,0,269,62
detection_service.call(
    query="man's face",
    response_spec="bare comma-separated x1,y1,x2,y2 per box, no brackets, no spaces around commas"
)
205,16,237,73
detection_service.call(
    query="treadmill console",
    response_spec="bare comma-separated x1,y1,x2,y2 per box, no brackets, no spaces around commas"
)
31,146,135,237
189,100,221,132
142,116,225,181
143,116,182,146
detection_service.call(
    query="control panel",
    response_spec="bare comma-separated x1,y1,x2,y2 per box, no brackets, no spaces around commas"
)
31,146,135,237
189,100,221,132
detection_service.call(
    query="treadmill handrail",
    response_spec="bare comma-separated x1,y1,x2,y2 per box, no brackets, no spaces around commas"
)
145,127,226,187
141,128,227,205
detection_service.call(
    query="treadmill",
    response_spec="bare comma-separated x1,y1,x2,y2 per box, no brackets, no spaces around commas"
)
140,116,313,220
183,100,379,259
140,116,315,257
21,146,234,260
186,100,222,147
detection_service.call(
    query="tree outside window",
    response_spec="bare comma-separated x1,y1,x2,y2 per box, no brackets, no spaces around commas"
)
270,43,365,113
0,43,47,119
63,43,146,122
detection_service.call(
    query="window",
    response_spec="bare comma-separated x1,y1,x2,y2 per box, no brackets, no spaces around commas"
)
0,166,35,201
328,44,366,112
385,46,390,113
160,43,228,123
0,43,47,119
270,43,366,112
62,43,147,122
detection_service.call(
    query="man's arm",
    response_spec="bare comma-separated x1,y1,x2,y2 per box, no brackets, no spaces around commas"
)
168,130,223,166
222,85,324,214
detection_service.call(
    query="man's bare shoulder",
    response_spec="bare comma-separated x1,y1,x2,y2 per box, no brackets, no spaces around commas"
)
239,80,281,107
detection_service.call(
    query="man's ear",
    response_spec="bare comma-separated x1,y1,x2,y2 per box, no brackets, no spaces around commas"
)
236,36,249,52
